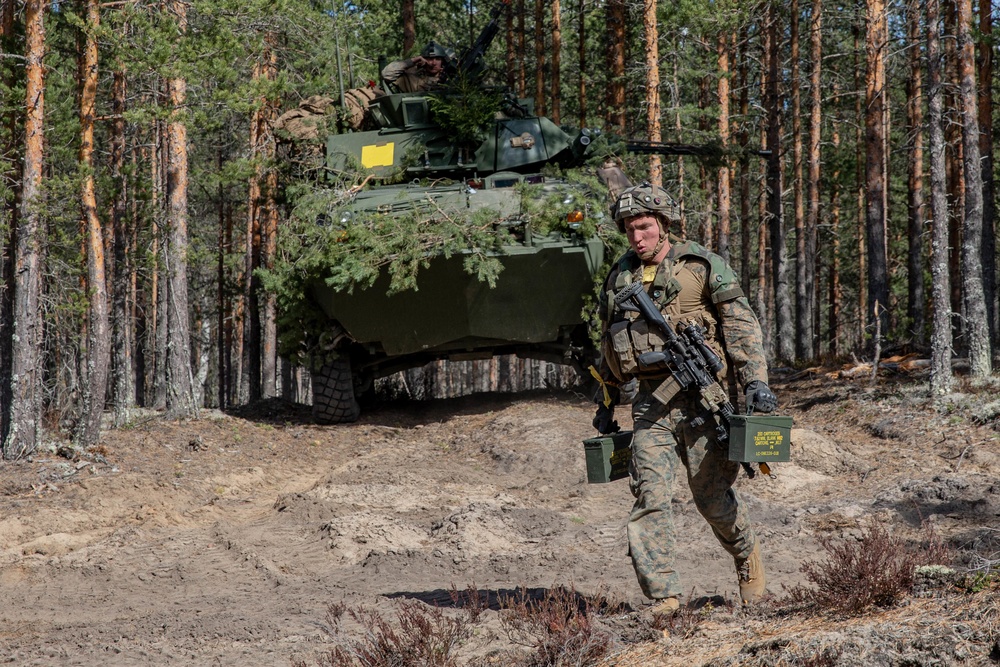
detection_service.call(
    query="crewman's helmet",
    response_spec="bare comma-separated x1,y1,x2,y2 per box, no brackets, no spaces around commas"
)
611,182,680,233
421,41,450,60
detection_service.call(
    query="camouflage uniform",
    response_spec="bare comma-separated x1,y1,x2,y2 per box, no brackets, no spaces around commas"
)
380,58,441,94
599,242,768,600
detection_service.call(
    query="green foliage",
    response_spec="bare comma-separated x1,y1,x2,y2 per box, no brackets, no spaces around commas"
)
426,76,503,147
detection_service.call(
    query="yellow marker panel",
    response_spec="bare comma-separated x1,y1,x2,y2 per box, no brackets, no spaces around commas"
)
361,142,394,168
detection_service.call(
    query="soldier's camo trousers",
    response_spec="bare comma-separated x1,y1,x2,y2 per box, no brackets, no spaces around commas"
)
628,389,757,600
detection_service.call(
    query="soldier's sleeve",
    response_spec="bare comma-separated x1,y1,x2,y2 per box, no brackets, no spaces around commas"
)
707,257,768,387
381,59,414,83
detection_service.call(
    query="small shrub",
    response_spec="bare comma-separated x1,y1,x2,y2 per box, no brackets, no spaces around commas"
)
499,585,614,667
783,522,952,615
653,598,724,637
308,597,476,667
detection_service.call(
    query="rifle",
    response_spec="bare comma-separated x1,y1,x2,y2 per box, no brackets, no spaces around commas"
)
443,0,512,84
613,281,758,479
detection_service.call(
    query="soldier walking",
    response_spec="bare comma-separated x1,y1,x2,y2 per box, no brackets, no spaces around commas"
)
592,183,778,616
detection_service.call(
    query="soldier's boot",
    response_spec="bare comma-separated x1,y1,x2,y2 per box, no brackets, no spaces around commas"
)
649,596,681,617
735,542,766,604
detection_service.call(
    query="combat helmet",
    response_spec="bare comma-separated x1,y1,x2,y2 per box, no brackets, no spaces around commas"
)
611,182,680,233
421,41,452,60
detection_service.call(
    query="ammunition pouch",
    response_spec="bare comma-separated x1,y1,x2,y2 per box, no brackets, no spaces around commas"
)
609,318,671,376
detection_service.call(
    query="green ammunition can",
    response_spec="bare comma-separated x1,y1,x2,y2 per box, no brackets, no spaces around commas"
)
728,415,793,463
582,431,633,483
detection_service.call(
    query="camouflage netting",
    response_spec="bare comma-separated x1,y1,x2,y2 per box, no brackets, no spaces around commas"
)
274,87,386,140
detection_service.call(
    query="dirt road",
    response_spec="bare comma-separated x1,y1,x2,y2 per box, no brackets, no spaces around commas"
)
1,374,998,665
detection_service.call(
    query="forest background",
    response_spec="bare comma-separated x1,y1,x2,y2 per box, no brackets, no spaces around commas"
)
0,0,996,459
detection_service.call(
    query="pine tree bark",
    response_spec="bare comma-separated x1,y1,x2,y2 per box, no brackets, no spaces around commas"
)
716,31,731,260
945,0,964,334
853,20,867,349
550,0,560,124
738,40,751,297
516,0,526,98
534,0,545,116
110,65,134,427
164,0,196,418
401,0,415,56
905,0,926,345
75,0,111,447
766,2,793,362
957,0,991,378
4,0,46,459
644,0,661,185
1,0,19,445
505,1,515,91
577,0,586,127
865,0,890,344
978,0,997,348
607,0,625,132
829,91,842,357
803,0,821,360
928,0,953,394
791,0,806,361
260,35,279,399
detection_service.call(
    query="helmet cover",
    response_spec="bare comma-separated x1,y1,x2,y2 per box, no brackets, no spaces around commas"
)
612,182,680,232
421,41,450,59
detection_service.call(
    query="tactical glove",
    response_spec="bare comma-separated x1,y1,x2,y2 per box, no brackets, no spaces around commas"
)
593,403,620,434
745,380,778,413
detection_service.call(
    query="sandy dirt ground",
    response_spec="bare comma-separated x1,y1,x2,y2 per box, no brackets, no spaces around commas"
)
1,370,999,666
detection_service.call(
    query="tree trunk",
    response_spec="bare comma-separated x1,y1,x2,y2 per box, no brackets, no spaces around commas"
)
606,0,625,132
829,89,842,357
791,0,806,361
505,0,515,91
401,0,415,56
644,0,661,185
534,0,545,116
865,0,889,344
3,0,46,459
110,66,134,427
672,48,686,236
260,35,279,399
516,0,525,98
945,0,964,340
766,2,793,362
853,20,867,350
75,0,111,448
957,0,991,378
716,31,731,260
245,55,264,402
906,0,926,345
577,0,586,128
550,0,560,124
164,0,196,418
738,39,751,296
928,0,953,394
978,0,997,349
803,0,821,360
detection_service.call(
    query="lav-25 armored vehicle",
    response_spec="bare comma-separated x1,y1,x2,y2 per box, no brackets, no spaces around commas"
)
281,1,702,424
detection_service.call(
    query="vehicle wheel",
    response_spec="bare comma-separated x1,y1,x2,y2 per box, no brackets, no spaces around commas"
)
312,358,361,424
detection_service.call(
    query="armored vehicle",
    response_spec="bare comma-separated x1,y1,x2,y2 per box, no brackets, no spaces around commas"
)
278,2,699,424
306,107,610,423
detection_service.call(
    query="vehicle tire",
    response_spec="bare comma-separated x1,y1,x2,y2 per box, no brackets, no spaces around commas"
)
311,358,361,424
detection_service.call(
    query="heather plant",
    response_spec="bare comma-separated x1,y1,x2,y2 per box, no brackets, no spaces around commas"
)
299,598,478,667
498,585,615,667
784,522,952,615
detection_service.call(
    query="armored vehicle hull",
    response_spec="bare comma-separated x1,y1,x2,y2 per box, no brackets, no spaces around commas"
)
306,171,606,424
